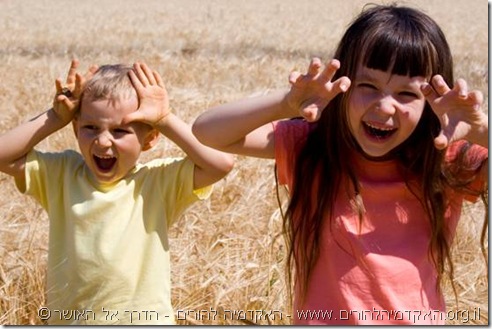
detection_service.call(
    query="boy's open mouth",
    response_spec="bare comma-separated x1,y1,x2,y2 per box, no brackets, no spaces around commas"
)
363,122,397,140
93,154,117,172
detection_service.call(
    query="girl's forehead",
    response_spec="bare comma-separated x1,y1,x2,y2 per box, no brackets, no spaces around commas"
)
356,66,427,83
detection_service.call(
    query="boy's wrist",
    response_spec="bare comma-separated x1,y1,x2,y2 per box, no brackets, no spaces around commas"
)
154,112,175,131
46,108,73,129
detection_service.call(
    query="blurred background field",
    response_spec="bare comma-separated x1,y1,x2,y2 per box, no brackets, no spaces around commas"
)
0,0,488,325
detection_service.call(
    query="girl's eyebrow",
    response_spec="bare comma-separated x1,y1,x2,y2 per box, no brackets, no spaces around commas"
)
356,70,424,89
354,71,376,81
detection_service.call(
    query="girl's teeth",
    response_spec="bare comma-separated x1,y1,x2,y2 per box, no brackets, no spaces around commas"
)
364,122,396,139
366,123,395,131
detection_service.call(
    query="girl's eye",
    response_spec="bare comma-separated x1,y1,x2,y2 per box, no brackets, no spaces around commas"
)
358,83,377,90
399,91,418,98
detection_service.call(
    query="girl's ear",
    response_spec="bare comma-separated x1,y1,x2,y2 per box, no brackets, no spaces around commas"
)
142,129,159,151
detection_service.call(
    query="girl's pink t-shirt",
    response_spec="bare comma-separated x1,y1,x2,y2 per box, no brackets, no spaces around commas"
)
274,119,487,325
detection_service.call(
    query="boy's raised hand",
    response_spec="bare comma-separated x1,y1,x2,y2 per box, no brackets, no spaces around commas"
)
124,62,170,127
286,58,351,122
53,59,98,125
421,75,488,149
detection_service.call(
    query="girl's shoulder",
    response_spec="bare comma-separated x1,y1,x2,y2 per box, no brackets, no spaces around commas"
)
274,119,317,186
444,140,488,199
445,140,488,170
274,118,315,143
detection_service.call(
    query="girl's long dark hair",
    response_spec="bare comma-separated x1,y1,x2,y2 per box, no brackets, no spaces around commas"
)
282,4,487,306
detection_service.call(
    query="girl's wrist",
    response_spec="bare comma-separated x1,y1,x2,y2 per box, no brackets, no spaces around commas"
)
280,91,300,119
469,115,489,148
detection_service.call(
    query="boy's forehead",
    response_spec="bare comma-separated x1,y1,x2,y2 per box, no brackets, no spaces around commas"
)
79,96,138,118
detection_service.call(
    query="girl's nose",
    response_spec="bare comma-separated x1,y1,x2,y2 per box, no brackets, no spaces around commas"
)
375,97,396,116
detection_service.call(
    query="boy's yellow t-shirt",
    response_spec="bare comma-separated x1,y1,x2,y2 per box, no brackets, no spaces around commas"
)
17,149,212,325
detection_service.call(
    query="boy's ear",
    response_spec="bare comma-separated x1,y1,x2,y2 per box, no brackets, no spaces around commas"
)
142,129,159,151
72,117,79,138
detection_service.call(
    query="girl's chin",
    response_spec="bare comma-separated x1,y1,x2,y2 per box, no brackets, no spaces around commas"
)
358,149,395,161
355,142,397,161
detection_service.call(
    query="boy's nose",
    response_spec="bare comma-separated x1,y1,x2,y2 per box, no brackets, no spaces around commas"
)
96,132,112,147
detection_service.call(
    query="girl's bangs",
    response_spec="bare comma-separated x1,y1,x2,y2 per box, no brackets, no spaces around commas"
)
363,31,434,78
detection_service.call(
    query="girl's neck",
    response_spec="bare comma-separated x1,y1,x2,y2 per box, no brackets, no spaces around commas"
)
353,143,398,162
350,148,403,183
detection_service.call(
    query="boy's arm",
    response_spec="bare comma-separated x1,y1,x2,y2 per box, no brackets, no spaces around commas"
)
156,113,234,190
192,58,351,158
125,62,234,190
0,109,67,183
0,59,96,189
0,60,91,184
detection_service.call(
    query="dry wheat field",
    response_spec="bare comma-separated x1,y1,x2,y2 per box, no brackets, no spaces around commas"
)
0,0,488,325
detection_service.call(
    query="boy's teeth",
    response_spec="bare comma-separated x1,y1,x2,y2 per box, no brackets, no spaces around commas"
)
93,155,117,171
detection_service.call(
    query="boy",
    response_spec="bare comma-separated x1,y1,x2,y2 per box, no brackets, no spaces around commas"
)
0,60,234,324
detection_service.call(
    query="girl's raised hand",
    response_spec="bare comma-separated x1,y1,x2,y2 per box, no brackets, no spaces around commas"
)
422,75,488,149
124,62,170,127
286,58,351,122
53,59,98,125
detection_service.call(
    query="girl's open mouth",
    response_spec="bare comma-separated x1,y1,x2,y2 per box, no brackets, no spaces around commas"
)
93,154,117,172
363,122,397,140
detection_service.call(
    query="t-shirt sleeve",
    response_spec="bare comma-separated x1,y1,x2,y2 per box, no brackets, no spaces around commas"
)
15,150,69,211
273,119,311,187
445,140,488,202
149,157,213,227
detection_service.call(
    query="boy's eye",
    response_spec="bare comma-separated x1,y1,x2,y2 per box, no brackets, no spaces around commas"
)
113,128,131,134
82,125,98,131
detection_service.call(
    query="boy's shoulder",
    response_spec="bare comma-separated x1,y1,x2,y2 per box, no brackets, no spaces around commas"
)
137,157,186,169
133,157,192,178
30,148,84,167
132,157,196,189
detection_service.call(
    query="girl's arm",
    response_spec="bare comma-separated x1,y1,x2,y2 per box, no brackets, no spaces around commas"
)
125,62,234,190
422,75,488,149
192,58,351,158
423,75,488,183
192,90,296,159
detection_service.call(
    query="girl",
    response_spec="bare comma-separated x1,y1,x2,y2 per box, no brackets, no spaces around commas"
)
192,4,488,325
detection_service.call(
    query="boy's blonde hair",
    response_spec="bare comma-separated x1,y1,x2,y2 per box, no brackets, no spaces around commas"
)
81,64,135,103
